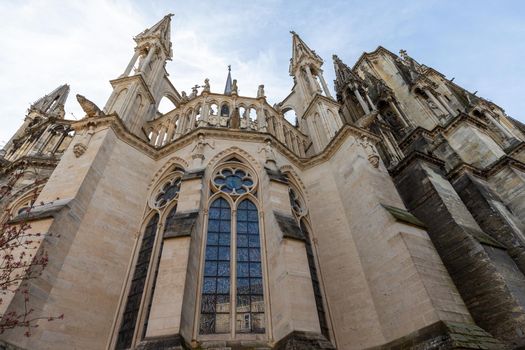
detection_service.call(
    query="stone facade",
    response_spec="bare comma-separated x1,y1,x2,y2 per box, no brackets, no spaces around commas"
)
0,14,524,350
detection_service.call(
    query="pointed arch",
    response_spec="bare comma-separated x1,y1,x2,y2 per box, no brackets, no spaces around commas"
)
200,196,233,334
208,146,262,173
235,198,265,333
116,212,160,349
279,165,307,195
147,156,188,191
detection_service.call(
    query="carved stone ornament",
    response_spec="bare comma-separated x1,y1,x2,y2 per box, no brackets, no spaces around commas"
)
368,154,380,168
258,140,278,170
257,84,265,99
203,78,210,93
73,143,87,158
357,136,380,168
76,94,105,118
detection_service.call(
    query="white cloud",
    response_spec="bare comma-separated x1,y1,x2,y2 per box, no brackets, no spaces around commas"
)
1,0,523,146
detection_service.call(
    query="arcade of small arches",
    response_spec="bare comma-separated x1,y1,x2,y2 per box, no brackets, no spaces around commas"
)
146,94,309,157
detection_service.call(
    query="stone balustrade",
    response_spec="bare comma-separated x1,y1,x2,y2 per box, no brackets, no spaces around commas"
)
145,92,309,156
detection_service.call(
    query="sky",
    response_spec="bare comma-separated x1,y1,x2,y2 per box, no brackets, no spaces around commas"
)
0,0,524,145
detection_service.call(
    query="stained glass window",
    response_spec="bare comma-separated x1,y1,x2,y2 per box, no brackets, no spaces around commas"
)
213,168,254,195
236,199,265,333
288,186,329,339
116,214,159,349
301,221,329,339
155,177,181,208
142,206,177,338
200,198,231,334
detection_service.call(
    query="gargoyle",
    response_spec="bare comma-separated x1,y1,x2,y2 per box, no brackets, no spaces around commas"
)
76,94,105,118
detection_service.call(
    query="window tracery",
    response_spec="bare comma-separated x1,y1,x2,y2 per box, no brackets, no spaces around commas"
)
199,160,265,337
212,166,256,196
116,167,185,348
287,182,330,339
150,171,183,209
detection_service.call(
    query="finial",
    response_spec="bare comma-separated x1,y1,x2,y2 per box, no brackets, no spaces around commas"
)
228,65,231,72
290,30,296,35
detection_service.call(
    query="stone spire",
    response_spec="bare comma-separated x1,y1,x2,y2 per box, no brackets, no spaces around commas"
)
134,13,173,59
224,65,233,95
105,14,179,136
332,55,364,96
289,31,323,76
29,84,70,119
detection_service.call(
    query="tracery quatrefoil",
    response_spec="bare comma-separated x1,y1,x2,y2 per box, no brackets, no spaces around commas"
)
213,167,255,195
154,176,181,208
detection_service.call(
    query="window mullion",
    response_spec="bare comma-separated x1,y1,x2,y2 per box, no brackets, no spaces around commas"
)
231,208,237,339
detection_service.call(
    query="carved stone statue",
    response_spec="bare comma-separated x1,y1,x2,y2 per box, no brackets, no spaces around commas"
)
191,134,215,155
190,84,200,99
203,78,210,93
191,134,215,168
258,140,277,167
427,100,439,110
257,84,265,99
232,79,238,95
357,135,380,168
180,91,189,103
76,94,105,118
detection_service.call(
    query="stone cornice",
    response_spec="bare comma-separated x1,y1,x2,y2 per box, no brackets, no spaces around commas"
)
352,46,398,72
389,151,446,177
0,155,59,176
447,155,525,182
399,113,491,151
302,123,380,169
72,114,378,171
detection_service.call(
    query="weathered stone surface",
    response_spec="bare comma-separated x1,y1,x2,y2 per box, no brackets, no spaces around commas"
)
273,331,334,350
2,13,525,350
393,156,525,346
366,321,505,350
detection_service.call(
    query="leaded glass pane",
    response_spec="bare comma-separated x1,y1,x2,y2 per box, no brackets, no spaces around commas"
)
116,214,159,349
300,220,330,339
200,198,231,334
236,199,265,333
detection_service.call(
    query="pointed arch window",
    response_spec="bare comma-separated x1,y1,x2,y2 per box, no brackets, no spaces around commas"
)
236,199,264,333
200,198,232,334
288,186,330,339
199,162,265,336
116,214,159,349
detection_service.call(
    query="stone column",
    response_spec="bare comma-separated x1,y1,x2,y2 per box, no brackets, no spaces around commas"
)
50,133,66,154
257,107,267,131
149,130,158,146
318,72,333,98
120,50,141,78
201,100,209,123
352,85,370,114
437,94,456,116
305,65,320,94
140,46,156,73
484,111,515,139
388,100,410,128
365,92,376,111
424,88,448,116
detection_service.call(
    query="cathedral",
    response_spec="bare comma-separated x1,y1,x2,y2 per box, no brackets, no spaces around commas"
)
2,14,525,350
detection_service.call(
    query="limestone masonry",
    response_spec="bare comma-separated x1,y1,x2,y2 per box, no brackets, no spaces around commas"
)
1,14,525,350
